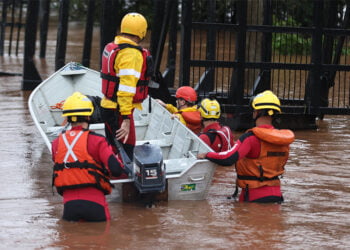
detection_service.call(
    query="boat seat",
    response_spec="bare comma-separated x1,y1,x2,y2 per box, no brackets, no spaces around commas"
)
45,123,105,135
164,157,194,175
167,122,195,159
134,113,149,126
46,126,64,135
143,103,174,141
136,139,172,148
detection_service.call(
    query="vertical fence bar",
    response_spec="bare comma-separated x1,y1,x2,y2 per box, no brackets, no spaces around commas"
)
150,0,166,57
82,0,95,67
39,0,50,58
22,0,42,90
100,0,119,66
55,0,69,71
306,0,324,115
8,0,15,55
153,0,176,76
149,0,175,103
0,0,8,56
197,0,215,93
229,0,247,104
179,0,192,86
163,0,178,88
15,0,24,56
258,0,272,94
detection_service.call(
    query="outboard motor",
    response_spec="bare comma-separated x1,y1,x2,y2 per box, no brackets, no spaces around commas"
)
133,143,166,193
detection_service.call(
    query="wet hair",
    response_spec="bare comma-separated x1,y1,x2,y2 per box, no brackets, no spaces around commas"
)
202,117,218,122
257,109,278,117
120,33,141,42
177,97,196,107
67,116,90,123
253,109,278,123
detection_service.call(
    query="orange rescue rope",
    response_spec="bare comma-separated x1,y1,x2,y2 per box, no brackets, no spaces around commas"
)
50,100,65,110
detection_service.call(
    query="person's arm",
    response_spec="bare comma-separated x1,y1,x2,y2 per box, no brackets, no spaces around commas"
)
156,99,166,107
198,131,258,166
89,133,126,177
164,103,178,114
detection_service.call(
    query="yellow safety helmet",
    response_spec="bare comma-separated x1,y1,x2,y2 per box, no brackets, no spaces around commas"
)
62,92,94,119
121,12,148,40
251,90,281,115
198,98,221,119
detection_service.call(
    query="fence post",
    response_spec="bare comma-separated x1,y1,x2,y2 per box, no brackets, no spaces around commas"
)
8,0,16,55
152,0,177,76
258,0,273,94
22,0,42,90
82,0,95,67
163,0,178,89
305,0,324,115
100,0,119,67
15,0,25,56
39,0,50,58
229,0,247,105
179,0,192,87
197,0,216,93
150,0,166,57
0,0,8,56
55,0,69,71
149,0,174,103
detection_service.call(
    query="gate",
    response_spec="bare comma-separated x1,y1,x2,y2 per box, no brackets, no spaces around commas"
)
1,0,350,130
0,0,26,76
177,0,350,129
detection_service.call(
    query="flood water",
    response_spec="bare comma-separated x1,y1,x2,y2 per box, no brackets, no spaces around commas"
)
1,24,350,250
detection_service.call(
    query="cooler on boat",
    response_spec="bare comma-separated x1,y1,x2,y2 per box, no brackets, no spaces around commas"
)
133,143,166,193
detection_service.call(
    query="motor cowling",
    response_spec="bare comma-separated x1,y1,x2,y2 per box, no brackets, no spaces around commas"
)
133,143,166,193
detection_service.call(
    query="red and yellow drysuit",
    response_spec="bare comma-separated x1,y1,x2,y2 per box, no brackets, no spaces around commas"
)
164,104,202,134
52,126,125,221
204,124,294,202
100,35,152,157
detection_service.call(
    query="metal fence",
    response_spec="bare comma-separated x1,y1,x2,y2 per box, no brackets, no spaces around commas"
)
178,0,350,118
2,0,350,124
0,0,26,57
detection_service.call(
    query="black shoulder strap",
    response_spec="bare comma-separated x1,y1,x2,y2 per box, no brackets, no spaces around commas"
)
118,43,143,52
205,129,218,145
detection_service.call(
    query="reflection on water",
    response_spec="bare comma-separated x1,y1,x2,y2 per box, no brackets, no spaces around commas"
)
1,34,350,249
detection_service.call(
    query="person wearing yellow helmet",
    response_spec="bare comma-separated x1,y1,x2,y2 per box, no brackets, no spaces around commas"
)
51,92,127,222
100,12,153,160
198,98,235,152
156,86,202,134
198,90,295,203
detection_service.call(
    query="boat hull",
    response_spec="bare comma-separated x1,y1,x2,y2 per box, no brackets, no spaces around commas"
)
28,62,217,201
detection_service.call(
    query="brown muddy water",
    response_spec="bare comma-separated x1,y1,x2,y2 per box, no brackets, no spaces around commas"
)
1,25,350,249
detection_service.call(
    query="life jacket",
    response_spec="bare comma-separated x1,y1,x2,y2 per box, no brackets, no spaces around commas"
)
100,42,153,103
235,127,295,189
180,110,202,134
202,126,234,152
53,130,112,195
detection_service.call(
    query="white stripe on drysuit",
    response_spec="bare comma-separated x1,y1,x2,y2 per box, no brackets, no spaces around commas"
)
216,127,233,150
62,130,84,164
117,68,141,78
